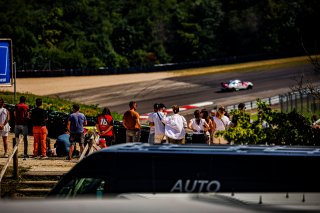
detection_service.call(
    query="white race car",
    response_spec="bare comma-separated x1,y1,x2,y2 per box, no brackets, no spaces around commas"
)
221,79,253,91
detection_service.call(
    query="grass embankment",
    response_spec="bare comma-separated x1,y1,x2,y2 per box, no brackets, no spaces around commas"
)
173,55,312,76
1,90,101,117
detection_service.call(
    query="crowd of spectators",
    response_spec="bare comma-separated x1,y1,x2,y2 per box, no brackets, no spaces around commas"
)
1,96,319,160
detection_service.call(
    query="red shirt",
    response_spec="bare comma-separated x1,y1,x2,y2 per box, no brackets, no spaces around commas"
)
14,103,29,125
96,114,113,137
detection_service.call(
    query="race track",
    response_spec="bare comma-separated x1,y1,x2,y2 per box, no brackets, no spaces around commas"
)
54,63,316,116
3,63,317,119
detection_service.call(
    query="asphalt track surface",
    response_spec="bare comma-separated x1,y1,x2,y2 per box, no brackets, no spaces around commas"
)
53,63,317,118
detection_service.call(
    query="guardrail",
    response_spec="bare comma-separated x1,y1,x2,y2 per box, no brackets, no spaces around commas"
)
0,137,21,199
226,95,280,112
226,90,319,114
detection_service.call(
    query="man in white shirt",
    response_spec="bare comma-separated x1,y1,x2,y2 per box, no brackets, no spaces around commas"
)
162,105,187,144
152,103,167,144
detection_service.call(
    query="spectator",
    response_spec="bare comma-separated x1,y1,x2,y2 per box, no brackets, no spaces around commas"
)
312,115,320,129
201,109,214,144
147,103,159,144
162,105,187,144
212,106,232,144
51,128,70,157
30,98,48,159
210,109,217,120
258,110,270,129
67,104,87,160
96,107,114,147
188,110,208,144
0,98,10,157
45,134,52,156
122,101,141,143
14,96,30,160
231,103,251,127
311,115,320,145
238,103,246,111
152,103,166,144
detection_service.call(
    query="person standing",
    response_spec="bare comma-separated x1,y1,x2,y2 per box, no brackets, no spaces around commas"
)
201,109,215,144
14,96,30,160
0,98,10,157
152,103,166,144
147,103,159,144
122,101,141,143
30,98,48,159
67,104,87,160
231,102,250,127
212,106,232,144
162,105,187,144
188,110,209,144
96,107,114,147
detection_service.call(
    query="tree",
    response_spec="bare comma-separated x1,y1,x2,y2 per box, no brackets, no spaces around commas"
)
216,100,317,145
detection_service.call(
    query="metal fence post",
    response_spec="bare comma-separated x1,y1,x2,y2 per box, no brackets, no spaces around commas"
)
286,93,290,112
300,93,303,113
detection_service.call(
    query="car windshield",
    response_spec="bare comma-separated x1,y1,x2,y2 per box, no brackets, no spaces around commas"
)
57,178,106,198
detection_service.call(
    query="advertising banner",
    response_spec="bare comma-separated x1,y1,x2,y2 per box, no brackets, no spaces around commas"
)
0,39,13,85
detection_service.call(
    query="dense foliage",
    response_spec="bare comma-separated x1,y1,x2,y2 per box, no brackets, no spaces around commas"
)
1,0,319,71
216,100,319,146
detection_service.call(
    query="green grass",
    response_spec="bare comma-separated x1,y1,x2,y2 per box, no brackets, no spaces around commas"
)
0,90,124,119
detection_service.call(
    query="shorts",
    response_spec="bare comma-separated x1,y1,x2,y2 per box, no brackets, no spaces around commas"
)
0,130,8,137
69,133,85,146
154,134,165,144
100,135,114,147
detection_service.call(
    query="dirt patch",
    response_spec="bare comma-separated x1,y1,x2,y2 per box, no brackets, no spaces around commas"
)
0,133,75,173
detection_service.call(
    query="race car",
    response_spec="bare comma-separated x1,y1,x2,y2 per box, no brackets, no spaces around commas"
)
221,79,253,91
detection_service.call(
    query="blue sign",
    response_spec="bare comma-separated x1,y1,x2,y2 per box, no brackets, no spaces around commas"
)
0,39,12,85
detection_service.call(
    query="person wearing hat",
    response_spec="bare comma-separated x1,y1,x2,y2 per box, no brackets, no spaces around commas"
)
212,106,231,144
151,103,166,144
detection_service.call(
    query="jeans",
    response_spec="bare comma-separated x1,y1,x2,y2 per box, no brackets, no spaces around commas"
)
15,125,29,156
126,129,141,143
